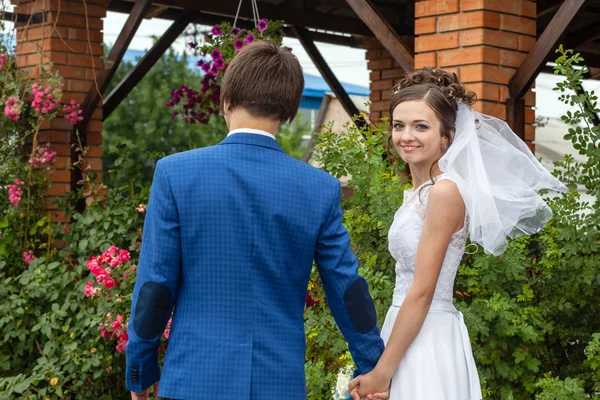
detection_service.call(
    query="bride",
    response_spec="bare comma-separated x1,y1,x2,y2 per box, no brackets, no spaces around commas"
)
349,67,566,400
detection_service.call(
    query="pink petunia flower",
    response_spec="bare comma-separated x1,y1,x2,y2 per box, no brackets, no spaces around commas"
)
245,33,256,44
257,18,268,32
211,25,223,37
234,39,245,51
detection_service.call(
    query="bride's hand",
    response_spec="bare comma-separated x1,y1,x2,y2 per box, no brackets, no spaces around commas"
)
348,368,390,399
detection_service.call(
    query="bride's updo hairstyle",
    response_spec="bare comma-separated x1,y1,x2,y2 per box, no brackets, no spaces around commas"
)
386,67,477,169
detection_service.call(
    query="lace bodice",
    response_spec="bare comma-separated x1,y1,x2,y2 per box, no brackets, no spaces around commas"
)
387,175,469,302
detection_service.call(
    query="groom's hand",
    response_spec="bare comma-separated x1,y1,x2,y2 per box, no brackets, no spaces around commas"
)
131,381,160,400
350,386,390,400
348,369,390,399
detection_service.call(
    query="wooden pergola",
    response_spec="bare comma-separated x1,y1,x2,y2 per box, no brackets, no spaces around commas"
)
4,0,600,208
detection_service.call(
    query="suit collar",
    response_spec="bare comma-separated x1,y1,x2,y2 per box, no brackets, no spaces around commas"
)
219,132,284,153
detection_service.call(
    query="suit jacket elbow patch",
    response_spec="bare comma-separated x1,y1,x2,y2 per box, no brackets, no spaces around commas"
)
134,281,173,339
343,278,377,334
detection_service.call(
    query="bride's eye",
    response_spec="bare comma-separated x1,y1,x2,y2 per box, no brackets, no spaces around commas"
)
393,123,404,130
416,124,429,130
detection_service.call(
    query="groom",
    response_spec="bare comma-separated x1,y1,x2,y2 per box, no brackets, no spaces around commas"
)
125,40,385,399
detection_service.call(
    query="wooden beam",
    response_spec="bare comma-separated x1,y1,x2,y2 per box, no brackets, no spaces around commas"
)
509,0,586,99
292,26,367,128
344,0,414,73
506,97,525,140
78,0,153,131
108,0,365,48
148,0,374,37
103,15,192,121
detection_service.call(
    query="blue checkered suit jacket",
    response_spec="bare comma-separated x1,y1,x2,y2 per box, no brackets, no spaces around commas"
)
126,132,385,399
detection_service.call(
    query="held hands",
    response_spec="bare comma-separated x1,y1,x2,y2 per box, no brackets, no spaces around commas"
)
348,368,391,400
130,381,160,400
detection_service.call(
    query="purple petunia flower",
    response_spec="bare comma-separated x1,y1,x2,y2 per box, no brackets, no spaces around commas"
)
211,49,222,60
257,18,268,32
245,33,255,44
201,62,211,73
196,60,204,68
211,25,223,37
214,58,225,70
229,27,241,37
234,39,245,50
188,41,198,49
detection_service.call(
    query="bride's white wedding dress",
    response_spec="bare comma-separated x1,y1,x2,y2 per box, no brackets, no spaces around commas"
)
381,174,483,400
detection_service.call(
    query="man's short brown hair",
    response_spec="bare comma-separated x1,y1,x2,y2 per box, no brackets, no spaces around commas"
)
221,40,304,123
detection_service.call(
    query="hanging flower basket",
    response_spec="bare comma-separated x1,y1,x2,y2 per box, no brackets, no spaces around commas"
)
166,19,285,124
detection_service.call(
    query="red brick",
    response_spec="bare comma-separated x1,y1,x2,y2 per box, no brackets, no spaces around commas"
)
51,170,71,183
368,58,393,71
415,17,437,35
472,101,506,120
16,25,67,41
526,142,535,153
87,146,103,158
50,211,67,223
519,1,536,18
460,28,519,50
524,90,535,107
360,38,384,50
370,91,382,102
370,111,382,121
519,35,536,52
524,124,535,141
462,0,519,15
68,54,103,68
460,65,513,84
50,13,103,30
370,70,381,81
53,65,86,80
438,47,499,67
87,133,103,145
499,50,527,68
69,2,107,18
67,79,93,92
85,68,104,81
51,144,72,157
500,14,536,36
382,69,406,79
62,93,86,105
66,27,103,43
48,183,71,196
438,11,500,32
415,52,438,68
370,101,388,112
525,107,535,124
371,79,394,91
87,120,103,133
415,0,460,17
53,156,71,169
443,66,460,78
465,82,501,102
366,49,379,59
415,32,459,52
87,158,102,171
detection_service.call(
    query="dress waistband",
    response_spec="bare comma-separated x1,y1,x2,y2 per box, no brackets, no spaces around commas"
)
392,295,458,314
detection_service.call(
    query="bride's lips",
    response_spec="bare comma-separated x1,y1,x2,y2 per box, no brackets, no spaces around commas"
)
400,145,421,153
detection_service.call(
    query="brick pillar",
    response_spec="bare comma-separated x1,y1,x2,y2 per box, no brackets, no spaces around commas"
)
13,0,106,220
367,0,537,150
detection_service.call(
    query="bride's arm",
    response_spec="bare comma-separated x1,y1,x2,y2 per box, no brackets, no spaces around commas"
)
349,179,465,397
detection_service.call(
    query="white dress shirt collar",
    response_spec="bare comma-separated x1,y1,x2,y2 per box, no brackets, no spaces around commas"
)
227,128,276,140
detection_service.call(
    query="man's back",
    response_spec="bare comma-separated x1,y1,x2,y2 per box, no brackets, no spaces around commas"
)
157,133,338,398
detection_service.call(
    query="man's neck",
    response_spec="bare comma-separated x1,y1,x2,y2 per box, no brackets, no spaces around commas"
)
226,109,280,137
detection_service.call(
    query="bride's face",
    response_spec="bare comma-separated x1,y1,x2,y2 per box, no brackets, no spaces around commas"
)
391,100,447,167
